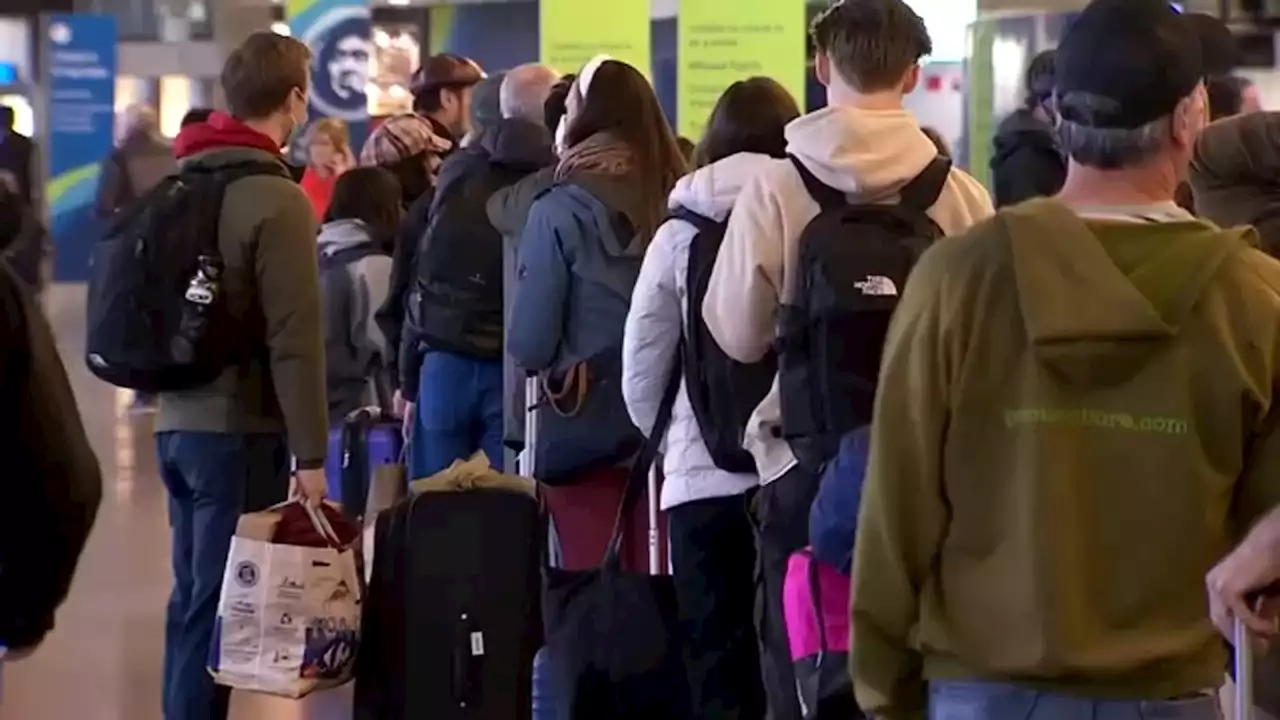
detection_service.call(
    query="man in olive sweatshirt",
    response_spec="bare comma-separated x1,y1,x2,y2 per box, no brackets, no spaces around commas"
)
851,2,1280,719
155,33,328,720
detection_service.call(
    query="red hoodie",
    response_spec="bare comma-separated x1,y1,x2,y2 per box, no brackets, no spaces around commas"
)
173,111,282,159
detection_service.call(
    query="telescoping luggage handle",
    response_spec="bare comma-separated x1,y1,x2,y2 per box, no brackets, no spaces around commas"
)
1236,617,1254,720
601,350,682,572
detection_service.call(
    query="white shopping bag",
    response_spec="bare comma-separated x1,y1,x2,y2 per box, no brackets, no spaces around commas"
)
208,501,362,698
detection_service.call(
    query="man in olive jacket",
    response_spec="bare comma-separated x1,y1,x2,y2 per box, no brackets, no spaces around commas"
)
155,32,328,720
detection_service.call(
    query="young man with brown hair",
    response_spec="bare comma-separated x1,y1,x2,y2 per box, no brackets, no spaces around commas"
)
700,1,992,718
158,31,328,720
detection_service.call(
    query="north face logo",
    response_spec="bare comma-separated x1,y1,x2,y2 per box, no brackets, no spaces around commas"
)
854,275,898,296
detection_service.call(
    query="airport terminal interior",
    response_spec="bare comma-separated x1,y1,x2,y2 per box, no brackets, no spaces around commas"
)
2,0,1280,717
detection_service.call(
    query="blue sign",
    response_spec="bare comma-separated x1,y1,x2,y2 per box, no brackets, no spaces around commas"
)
290,0,371,149
43,14,116,282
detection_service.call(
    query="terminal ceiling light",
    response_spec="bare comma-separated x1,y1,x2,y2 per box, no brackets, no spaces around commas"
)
270,22,291,36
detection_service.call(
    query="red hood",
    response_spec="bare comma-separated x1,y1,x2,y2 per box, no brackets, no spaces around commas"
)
173,111,283,159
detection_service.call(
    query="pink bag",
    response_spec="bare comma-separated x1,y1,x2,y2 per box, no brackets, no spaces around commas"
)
783,548,857,719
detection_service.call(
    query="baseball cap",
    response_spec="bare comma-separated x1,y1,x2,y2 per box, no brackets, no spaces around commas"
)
359,113,452,167
1056,0,1207,130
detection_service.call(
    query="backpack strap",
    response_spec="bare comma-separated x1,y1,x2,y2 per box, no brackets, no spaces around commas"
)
788,155,846,212
667,206,722,235
898,155,952,213
319,242,386,272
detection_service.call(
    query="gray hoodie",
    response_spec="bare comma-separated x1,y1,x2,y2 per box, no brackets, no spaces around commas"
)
318,219,393,418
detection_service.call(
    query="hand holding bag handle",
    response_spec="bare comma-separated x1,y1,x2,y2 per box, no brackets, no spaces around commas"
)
601,346,683,571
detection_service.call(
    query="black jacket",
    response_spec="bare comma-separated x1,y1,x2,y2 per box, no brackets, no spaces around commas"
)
0,264,102,650
990,109,1067,208
398,118,556,395
376,116,456,396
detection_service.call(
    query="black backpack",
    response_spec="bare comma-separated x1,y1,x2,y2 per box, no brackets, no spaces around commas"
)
412,155,531,359
777,154,951,471
668,207,776,474
85,161,286,392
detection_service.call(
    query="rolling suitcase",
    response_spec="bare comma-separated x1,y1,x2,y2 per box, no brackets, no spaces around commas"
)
326,407,403,519
355,431,543,719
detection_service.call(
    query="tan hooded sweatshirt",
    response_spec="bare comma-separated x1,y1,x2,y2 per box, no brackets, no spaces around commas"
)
701,105,995,483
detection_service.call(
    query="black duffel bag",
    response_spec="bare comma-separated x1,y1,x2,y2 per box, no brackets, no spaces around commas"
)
541,353,692,719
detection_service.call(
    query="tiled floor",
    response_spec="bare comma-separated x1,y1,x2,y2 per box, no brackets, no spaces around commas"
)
0,285,351,720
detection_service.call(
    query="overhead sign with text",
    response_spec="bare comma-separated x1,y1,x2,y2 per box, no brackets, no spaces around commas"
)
540,0,651,78
43,13,116,282
677,0,806,139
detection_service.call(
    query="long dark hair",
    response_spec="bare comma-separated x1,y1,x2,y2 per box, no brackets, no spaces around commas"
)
696,77,800,167
544,73,576,133
325,167,404,247
565,60,687,242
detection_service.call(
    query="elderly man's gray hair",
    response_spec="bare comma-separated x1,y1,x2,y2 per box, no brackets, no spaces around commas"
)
500,63,561,122
1056,91,1172,170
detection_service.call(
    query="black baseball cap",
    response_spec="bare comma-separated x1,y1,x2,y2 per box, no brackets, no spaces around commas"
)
1056,0,1211,130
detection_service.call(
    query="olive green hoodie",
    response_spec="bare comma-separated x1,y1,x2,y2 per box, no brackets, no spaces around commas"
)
851,199,1280,719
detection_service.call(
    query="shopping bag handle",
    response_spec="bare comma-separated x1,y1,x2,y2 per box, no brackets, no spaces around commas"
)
301,500,345,549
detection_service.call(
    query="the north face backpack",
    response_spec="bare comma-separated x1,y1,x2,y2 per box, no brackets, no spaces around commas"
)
777,154,951,471
85,161,287,392
668,207,776,474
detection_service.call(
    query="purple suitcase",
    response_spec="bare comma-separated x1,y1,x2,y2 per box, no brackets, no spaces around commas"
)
326,407,404,517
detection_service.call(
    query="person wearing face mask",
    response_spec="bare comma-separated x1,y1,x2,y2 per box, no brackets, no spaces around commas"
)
160,32,328,720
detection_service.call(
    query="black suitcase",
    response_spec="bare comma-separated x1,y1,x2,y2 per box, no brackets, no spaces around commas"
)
354,489,544,719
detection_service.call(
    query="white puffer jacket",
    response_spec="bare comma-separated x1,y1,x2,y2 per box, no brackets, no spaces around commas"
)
622,152,775,510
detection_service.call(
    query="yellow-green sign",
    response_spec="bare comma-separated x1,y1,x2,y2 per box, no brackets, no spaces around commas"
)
677,0,806,139
540,0,651,78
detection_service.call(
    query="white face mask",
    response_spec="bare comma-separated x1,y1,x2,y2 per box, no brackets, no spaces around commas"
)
554,115,568,156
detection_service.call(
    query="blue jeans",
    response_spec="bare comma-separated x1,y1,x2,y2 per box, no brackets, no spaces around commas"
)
156,432,289,720
929,681,1222,720
410,351,504,478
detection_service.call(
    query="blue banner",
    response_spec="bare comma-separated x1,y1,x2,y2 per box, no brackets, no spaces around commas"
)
43,14,116,282
289,0,371,150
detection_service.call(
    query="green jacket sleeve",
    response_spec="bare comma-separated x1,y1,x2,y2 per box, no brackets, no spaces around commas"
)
851,240,956,720
254,183,328,468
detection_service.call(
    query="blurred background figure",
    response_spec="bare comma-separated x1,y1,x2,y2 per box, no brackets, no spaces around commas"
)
95,103,177,415
95,104,176,219
0,105,34,210
989,49,1065,208
300,118,354,221
0,174,48,296
1207,75,1261,121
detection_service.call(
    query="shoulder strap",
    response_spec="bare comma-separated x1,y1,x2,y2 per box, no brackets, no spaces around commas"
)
898,155,952,213
602,346,683,569
320,242,385,271
668,206,722,236
788,155,845,212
